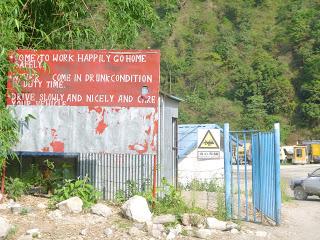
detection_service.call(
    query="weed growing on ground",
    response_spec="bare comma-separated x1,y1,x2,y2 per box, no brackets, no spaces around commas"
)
281,179,292,203
115,178,212,218
215,190,227,220
50,176,101,208
6,225,18,240
5,177,30,201
19,207,30,215
181,179,223,192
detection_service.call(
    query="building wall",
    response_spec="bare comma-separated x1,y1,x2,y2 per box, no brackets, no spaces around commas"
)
13,106,158,154
178,124,225,186
178,148,224,185
159,95,179,185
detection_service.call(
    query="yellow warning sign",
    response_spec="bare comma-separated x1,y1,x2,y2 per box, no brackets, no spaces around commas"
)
198,130,219,149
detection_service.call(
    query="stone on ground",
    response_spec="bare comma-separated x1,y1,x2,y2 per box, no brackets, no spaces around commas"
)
121,195,152,222
128,226,143,237
182,213,204,227
56,196,83,214
153,214,176,224
206,217,228,230
37,203,47,209
195,229,212,239
10,202,22,214
91,203,112,218
256,230,268,237
0,217,11,240
26,228,41,238
48,209,63,220
104,228,113,237
231,228,239,234
146,222,166,239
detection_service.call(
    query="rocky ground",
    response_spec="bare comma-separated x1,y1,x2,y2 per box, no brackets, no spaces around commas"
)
0,195,270,240
1,163,320,240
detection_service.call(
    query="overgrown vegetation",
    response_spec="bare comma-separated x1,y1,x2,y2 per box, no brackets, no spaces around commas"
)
50,176,101,209
4,177,29,201
116,178,211,218
137,0,319,142
0,1,319,161
0,0,159,172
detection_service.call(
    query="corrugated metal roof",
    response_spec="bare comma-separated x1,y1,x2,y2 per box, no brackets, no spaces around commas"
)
178,124,223,158
160,90,183,102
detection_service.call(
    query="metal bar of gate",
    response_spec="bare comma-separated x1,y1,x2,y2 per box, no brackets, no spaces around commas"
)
274,123,281,225
230,134,234,217
224,123,232,219
236,134,241,219
244,133,249,221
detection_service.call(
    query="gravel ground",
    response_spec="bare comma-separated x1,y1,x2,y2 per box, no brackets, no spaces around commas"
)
0,164,319,240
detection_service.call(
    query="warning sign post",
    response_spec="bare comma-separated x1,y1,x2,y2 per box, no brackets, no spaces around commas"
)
197,129,220,160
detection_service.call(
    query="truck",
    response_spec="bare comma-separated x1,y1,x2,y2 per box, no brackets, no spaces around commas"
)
292,142,320,164
292,145,308,164
280,146,294,164
310,144,320,163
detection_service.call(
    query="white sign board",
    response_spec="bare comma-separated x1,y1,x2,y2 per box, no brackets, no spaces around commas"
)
197,129,220,160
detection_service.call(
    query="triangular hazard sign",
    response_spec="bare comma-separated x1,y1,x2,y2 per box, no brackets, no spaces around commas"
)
198,130,219,149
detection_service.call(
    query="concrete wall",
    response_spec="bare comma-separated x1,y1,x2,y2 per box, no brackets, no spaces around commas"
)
178,148,224,185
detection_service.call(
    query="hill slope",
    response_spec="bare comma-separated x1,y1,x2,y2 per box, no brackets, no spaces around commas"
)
135,0,320,143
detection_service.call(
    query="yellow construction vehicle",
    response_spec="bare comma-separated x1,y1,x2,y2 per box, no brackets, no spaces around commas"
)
292,141,320,164
292,145,308,164
310,144,320,163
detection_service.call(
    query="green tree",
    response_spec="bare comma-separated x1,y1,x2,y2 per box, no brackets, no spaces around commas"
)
0,0,158,171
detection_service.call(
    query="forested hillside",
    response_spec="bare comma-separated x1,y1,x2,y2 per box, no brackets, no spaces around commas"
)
136,0,319,143
1,0,320,144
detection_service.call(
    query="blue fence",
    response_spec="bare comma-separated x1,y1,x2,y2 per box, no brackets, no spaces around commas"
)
224,123,281,225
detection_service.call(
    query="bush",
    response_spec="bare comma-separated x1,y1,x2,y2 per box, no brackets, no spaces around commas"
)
5,177,29,201
50,176,101,208
115,178,210,217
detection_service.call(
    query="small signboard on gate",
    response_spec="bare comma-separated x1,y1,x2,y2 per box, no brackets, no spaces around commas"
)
197,129,220,160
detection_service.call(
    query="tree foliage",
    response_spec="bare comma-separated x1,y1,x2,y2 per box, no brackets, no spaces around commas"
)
1,0,320,147
0,0,158,169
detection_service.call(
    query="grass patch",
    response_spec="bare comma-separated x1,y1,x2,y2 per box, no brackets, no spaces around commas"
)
214,190,227,220
281,179,292,203
5,226,18,240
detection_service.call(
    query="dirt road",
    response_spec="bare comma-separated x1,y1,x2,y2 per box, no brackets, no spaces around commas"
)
239,164,320,240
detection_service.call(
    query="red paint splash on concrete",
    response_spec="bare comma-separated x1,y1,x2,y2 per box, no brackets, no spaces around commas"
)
128,140,148,154
145,126,151,135
41,147,49,152
96,119,107,134
41,128,64,152
51,128,58,138
88,106,103,114
89,107,108,135
146,112,152,120
50,141,65,152
111,107,121,113
94,109,107,135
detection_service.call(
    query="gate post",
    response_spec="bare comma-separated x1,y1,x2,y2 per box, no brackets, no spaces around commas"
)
274,123,281,225
223,123,232,219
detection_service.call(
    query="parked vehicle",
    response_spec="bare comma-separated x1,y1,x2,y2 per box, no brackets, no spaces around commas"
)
290,168,320,200
280,146,294,164
310,144,320,163
292,143,320,164
292,145,308,164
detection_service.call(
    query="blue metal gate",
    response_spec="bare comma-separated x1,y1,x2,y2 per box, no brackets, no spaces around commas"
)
223,123,281,225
